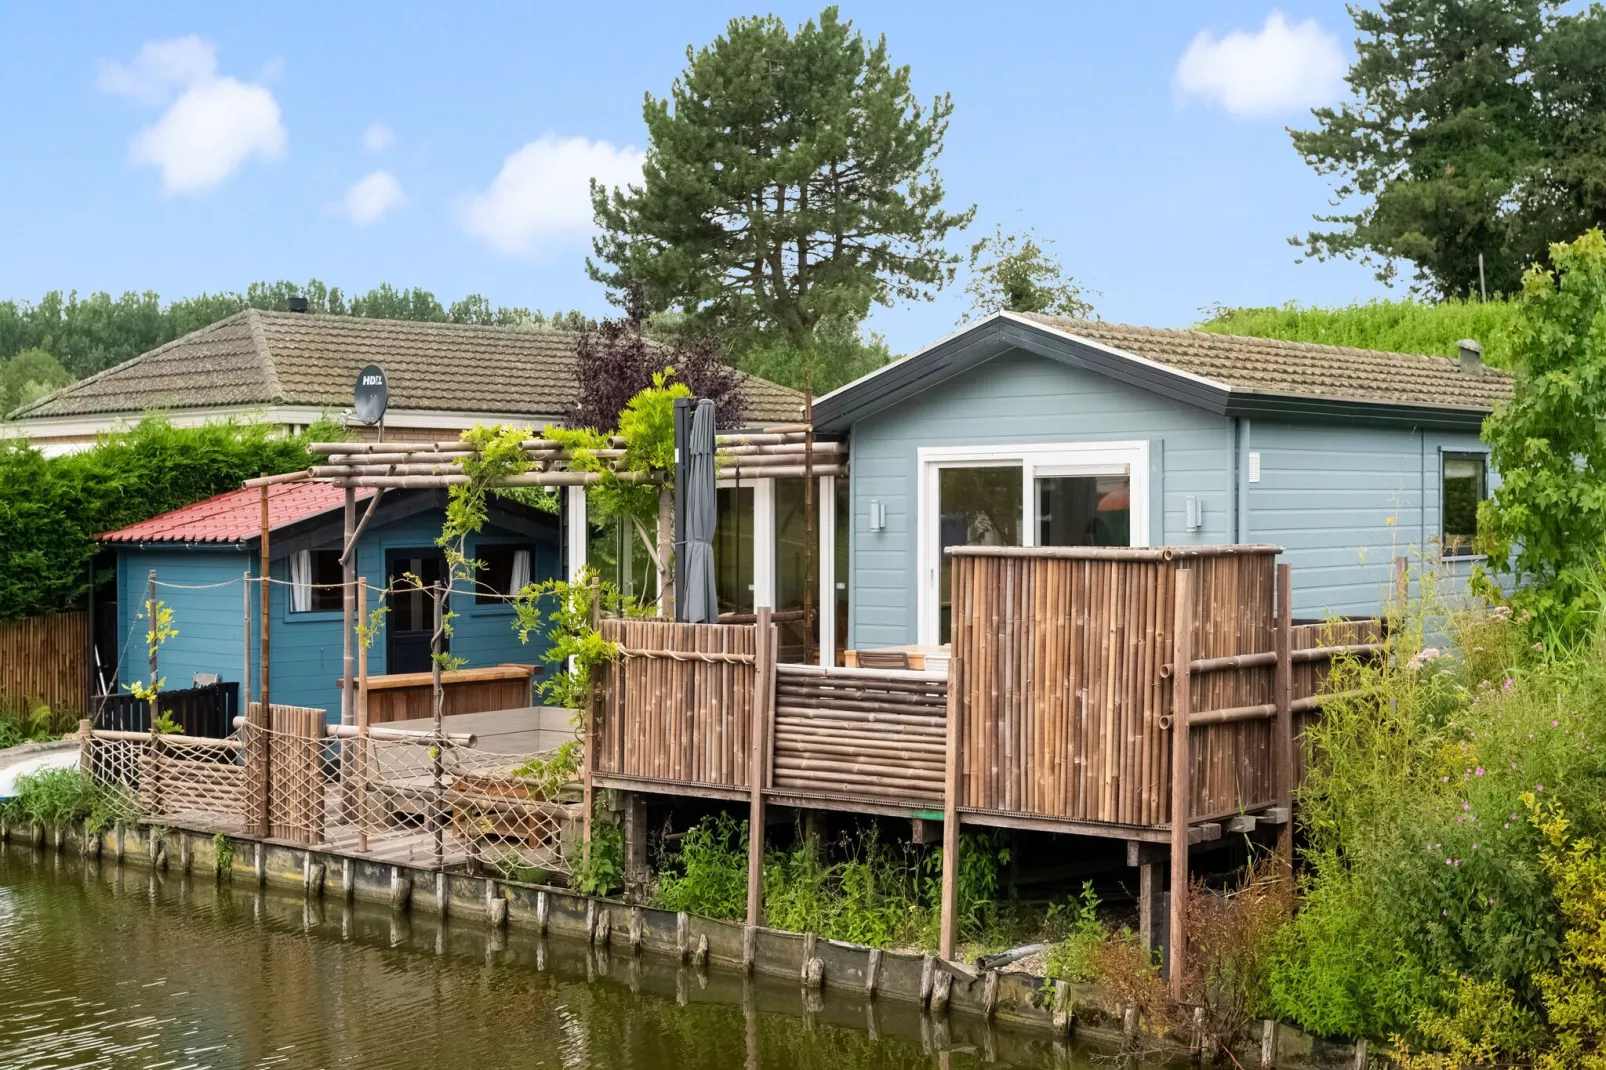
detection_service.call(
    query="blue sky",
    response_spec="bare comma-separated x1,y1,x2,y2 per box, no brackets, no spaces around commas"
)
0,1,1389,354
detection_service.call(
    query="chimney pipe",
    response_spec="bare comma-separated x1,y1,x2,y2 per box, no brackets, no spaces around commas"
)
287,296,309,314
1456,338,1483,372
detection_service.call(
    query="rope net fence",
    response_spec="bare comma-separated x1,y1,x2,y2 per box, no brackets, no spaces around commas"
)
81,708,580,879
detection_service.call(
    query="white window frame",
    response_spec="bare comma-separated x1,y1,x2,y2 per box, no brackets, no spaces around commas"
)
716,476,775,610
916,441,1150,646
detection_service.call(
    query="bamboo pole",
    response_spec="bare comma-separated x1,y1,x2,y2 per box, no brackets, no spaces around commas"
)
582,578,599,864
746,606,773,927
341,487,357,821
357,577,370,854
939,559,966,960
1169,567,1194,1001
1274,563,1294,874
255,479,272,837
430,583,445,870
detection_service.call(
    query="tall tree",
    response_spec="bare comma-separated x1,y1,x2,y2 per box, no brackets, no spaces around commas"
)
961,225,1096,322
1291,0,1606,298
589,6,972,356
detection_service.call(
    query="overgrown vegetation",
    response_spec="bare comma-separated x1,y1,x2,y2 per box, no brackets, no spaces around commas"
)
0,701,66,748
0,415,343,620
0,767,129,836
1198,297,1518,365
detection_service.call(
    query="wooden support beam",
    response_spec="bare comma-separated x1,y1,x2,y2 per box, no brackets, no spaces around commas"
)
1138,860,1165,956
938,599,965,961
1169,567,1193,1001
746,606,773,928
1274,563,1294,875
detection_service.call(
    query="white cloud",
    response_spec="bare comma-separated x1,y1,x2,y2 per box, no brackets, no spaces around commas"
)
102,36,287,195
460,133,644,255
1175,11,1345,119
363,122,395,151
332,170,408,225
98,35,217,104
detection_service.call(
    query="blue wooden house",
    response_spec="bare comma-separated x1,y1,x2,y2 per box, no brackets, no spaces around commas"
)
98,482,561,720
811,313,1513,651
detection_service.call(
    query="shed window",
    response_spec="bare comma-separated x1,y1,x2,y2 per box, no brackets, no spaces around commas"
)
290,549,345,613
477,546,532,603
1442,453,1487,558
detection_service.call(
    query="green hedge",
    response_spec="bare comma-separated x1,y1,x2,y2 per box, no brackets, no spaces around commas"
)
0,417,338,621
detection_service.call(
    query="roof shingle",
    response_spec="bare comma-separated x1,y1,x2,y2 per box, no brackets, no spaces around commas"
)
13,309,805,424
1021,314,1513,413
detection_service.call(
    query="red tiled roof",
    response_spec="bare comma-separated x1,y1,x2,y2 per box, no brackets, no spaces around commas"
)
98,482,367,544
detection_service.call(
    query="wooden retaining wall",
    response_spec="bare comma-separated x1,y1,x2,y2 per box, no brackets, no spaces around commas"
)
0,610,89,716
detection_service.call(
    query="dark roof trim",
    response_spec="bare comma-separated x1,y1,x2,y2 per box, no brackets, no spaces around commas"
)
813,313,1493,434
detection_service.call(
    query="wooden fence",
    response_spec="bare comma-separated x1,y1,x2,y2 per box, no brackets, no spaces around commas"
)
592,618,758,793
0,610,89,716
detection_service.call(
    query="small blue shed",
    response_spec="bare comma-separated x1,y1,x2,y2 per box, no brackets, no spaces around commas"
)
98,482,562,720
813,313,1513,650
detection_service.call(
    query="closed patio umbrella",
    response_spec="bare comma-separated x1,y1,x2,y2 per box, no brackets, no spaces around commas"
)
681,398,719,623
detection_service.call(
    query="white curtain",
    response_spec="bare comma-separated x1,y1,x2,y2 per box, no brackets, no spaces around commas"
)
290,550,312,612
509,549,531,594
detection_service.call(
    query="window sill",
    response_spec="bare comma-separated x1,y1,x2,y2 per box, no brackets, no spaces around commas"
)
285,609,345,623
1440,553,1487,564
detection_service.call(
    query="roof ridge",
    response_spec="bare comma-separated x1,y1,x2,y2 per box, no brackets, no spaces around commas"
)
252,308,594,340
245,308,286,401
6,307,262,421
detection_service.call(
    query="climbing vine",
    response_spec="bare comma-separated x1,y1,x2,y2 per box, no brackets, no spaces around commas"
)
125,597,179,733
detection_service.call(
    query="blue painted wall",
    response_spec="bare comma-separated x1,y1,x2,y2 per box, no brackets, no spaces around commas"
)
116,511,559,722
1243,421,1491,619
844,345,1494,647
846,349,1235,649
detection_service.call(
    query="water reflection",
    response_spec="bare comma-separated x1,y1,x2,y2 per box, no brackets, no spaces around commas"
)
0,844,1156,1069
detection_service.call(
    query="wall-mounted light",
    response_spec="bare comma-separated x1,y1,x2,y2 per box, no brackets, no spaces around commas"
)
869,499,886,532
1185,495,1204,532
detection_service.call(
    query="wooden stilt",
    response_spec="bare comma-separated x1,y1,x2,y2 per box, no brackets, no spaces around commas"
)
1274,563,1294,874
1169,567,1194,1000
939,576,965,960
745,606,772,927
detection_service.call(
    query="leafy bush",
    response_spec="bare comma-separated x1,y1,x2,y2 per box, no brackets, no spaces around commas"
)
764,826,936,949
652,813,749,919
0,701,63,748
572,814,624,897
1268,574,1606,1052
1043,882,1106,983
0,415,342,620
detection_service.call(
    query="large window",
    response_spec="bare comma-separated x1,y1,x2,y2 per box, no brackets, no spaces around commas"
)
714,485,755,616
1442,453,1488,559
919,442,1149,645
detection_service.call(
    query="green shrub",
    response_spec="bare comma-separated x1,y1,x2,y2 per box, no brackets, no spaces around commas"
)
572,815,624,897
0,415,342,621
764,826,935,949
1,767,129,834
1043,882,1106,983
652,813,748,919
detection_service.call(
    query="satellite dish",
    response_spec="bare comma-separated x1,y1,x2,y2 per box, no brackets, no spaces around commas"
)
353,364,389,425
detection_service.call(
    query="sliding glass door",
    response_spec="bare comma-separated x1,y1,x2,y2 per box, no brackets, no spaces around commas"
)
919,443,1149,645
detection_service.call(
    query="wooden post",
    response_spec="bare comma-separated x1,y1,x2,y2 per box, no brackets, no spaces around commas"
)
658,486,675,619
356,577,370,854
430,583,446,870
242,570,251,708
1274,563,1294,874
342,487,356,727
145,570,159,726
1169,567,1194,1001
938,573,964,960
259,480,271,714
746,606,773,928
1392,555,1409,625
582,578,599,865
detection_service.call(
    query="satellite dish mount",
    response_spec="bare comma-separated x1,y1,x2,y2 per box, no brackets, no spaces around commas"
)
353,363,389,439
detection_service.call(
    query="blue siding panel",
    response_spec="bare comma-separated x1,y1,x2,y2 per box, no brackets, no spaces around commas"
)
1244,422,1489,619
846,349,1233,649
115,508,561,724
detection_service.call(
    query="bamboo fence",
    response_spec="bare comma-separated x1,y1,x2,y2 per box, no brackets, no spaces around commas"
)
593,618,757,789
0,610,89,716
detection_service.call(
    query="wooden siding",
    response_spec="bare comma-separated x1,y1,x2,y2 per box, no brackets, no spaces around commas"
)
1245,421,1489,618
116,510,559,723
846,349,1235,650
0,610,89,716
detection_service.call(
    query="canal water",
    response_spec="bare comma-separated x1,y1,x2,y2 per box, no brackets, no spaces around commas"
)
0,846,1171,1069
